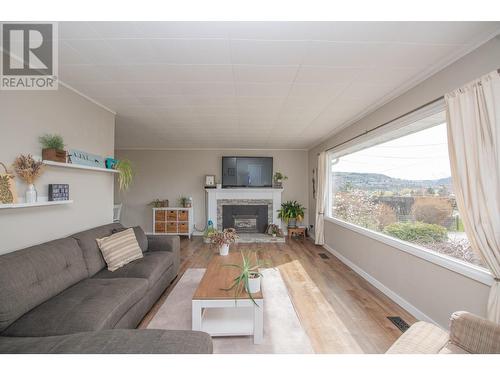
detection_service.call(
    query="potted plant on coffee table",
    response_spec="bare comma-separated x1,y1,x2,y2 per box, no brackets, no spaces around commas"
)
208,228,239,256
221,251,265,305
39,134,67,163
277,200,305,228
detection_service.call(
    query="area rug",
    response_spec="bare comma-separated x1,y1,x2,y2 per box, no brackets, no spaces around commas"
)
146,268,314,354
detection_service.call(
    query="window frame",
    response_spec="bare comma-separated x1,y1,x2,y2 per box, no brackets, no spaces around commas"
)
325,103,494,286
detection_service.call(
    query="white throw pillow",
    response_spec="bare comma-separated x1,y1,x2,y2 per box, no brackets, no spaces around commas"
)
96,228,143,271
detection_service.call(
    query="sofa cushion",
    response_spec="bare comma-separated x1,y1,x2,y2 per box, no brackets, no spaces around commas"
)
96,228,144,272
92,251,174,288
112,226,148,253
0,238,88,333
0,329,213,354
3,278,148,337
71,223,124,276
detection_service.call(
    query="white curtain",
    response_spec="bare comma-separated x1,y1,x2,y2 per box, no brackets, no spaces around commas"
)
445,70,500,323
315,151,328,245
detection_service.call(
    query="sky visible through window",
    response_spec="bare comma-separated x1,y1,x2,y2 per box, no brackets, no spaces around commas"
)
333,123,451,181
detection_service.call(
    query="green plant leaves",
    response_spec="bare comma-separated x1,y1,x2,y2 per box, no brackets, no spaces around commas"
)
277,200,305,222
116,159,134,191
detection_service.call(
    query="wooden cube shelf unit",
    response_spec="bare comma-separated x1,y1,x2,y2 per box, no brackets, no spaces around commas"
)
153,207,193,238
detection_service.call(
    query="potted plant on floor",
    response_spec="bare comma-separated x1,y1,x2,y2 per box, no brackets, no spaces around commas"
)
266,223,283,237
221,251,265,304
39,134,67,163
273,171,288,188
203,220,217,244
208,228,239,256
277,200,305,228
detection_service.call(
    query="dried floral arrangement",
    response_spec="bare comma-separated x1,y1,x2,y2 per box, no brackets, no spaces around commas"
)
13,154,44,184
208,228,239,247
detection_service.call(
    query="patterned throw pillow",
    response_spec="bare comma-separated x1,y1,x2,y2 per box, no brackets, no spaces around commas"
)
96,228,143,271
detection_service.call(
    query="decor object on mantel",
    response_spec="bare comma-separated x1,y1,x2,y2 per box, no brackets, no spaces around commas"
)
0,162,17,204
149,198,168,208
39,134,67,163
13,154,44,203
221,251,269,302
115,159,134,191
208,228,239,256
273,171,288,188
277,200,305,228
205,174,216,188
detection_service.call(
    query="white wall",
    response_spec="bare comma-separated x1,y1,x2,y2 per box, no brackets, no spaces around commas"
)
308,36,500,327
115,149,308,233
0,86,116,254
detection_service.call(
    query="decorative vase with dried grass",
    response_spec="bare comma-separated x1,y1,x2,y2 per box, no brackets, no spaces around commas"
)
13,154,44,203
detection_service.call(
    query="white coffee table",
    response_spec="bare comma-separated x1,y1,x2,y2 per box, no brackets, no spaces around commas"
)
192,253,264,344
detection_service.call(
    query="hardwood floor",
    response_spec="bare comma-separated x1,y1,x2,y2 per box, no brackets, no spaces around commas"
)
139,236,416,353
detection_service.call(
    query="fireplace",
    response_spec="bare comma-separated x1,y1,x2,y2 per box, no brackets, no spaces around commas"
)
222,205,268,233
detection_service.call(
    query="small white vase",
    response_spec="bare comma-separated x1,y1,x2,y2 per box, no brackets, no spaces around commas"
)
219,243,229,256
25,183,37,203
247,275,261,294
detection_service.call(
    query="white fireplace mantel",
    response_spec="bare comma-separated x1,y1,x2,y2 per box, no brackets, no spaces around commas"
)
205,188,283,230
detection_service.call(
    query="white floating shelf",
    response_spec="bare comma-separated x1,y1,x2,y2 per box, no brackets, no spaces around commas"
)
42,160,119,173
0,200,73,210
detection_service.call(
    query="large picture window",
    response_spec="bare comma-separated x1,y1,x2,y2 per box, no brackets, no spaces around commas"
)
327,112,485,268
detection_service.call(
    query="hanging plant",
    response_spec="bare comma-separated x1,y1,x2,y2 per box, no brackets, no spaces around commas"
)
115,159,134,191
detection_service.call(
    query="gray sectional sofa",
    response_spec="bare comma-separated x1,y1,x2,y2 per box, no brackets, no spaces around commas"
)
0,223,212,354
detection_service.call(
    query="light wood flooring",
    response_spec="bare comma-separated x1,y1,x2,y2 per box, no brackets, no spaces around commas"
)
139,236,416,353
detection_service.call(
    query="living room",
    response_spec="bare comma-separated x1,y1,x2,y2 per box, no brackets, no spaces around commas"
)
1,1,500,373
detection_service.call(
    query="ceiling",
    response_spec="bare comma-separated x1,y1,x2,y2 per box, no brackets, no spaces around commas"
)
58,22,500,150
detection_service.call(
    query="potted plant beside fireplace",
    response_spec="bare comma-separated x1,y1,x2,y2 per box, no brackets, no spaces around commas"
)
208,228,239,256
277,200,305,228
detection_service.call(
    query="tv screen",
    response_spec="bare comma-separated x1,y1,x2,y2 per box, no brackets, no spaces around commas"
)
222,157,273,188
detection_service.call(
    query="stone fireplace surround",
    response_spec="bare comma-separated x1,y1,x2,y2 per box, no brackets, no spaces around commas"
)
205,188,283,232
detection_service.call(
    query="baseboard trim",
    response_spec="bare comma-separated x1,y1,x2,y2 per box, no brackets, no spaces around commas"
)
323,243,442,328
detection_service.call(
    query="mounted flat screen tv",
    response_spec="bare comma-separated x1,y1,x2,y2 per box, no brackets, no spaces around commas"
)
222,157,273,188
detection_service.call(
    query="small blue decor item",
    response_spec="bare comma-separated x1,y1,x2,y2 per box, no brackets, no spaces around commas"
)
68,149,105,168
105,158,117,169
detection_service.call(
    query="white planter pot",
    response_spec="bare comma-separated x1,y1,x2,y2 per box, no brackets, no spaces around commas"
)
219,243,229,256
246,275,261,294
25,184,37,203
